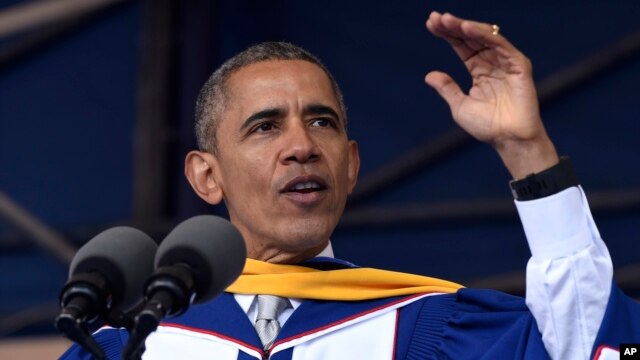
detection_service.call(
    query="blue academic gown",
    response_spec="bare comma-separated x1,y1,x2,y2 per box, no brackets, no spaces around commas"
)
60,259,640,359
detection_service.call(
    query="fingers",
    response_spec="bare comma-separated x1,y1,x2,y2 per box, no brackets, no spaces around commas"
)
426,12,484,61
426,11,519,60
426,22,478,62
424,71,464,112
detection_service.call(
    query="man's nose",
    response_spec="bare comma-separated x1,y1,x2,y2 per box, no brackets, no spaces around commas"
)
280,122,319,164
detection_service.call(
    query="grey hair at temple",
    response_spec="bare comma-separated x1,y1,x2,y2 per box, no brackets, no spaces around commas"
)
194,41,347,155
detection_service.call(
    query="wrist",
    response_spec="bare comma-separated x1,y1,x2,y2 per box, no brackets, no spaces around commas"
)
495,135,559,179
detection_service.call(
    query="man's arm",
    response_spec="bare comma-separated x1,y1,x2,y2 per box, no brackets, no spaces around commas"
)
423,11,611,359
518,185,612,359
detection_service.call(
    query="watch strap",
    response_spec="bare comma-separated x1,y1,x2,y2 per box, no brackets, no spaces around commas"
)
509,156,579,201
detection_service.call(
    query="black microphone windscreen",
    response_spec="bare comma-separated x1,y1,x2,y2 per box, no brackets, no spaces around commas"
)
70,227,157,311
155,215,246,304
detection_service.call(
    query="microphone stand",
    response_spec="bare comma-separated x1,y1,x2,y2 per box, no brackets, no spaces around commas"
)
55,273,140,359
122,265,195,360
54,273,109,360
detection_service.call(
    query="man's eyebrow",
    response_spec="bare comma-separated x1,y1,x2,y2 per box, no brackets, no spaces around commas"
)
304,104,342,124
240,107,284,131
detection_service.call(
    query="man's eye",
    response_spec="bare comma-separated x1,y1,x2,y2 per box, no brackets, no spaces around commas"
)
311,118,332,127
254,122,274,132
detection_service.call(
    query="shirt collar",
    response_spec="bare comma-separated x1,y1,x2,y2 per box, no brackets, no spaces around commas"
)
316,241,334,258
234,294,302,314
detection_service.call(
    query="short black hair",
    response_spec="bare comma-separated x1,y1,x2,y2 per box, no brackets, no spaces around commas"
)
194,42,346,154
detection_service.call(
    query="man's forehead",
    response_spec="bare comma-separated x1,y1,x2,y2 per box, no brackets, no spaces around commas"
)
223,59,341,114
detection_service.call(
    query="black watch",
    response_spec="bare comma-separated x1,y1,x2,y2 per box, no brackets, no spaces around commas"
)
509,156,579,201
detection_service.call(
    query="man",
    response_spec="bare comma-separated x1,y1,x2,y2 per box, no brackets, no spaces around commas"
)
61,12,640,359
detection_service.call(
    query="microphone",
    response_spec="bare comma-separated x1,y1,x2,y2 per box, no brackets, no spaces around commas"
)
123,215,246,360
55,227,157,360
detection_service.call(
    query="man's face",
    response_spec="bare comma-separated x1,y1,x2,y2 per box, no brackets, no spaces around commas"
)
209,60,359,263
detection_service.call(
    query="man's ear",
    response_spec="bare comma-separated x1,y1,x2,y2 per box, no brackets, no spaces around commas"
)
184,150,224,205
347,140,360,194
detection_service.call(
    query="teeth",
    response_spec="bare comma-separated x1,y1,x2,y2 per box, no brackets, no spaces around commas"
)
291,181,320,191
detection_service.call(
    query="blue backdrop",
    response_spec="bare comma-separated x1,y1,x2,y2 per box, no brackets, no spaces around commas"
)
0,0,638,335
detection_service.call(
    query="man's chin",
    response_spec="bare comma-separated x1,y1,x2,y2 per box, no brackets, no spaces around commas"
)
279,217,333,243
239,216,337,261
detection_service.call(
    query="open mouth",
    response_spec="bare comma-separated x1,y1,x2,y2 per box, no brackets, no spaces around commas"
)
286,181,326,194
281,176,328,195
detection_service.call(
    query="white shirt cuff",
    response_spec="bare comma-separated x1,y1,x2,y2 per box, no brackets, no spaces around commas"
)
515,186,592,261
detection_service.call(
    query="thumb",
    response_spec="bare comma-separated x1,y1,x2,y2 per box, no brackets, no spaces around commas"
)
425,71,464,113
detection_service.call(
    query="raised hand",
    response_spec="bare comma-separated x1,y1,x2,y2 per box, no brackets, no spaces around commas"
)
425,11,558,179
